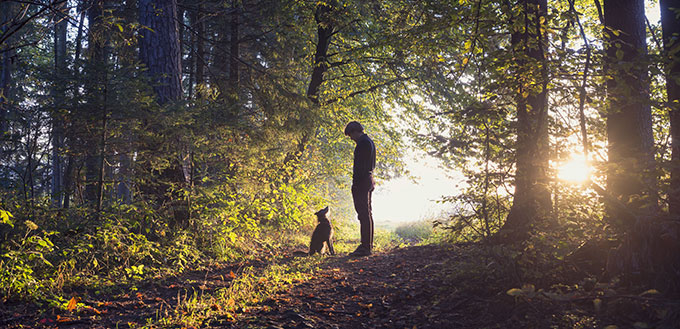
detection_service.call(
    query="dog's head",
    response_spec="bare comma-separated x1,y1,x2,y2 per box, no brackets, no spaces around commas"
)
314,206,329,221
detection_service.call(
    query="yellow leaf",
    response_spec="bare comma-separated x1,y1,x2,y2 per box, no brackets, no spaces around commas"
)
462,58,469,65
506,288,523,296
25,220,38,230
640,289,660,296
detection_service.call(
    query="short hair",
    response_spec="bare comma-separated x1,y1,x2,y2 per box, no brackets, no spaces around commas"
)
344,121,363,135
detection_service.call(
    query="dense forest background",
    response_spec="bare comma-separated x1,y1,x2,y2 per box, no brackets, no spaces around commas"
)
2,0,680,327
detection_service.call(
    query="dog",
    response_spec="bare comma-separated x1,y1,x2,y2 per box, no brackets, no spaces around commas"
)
308,206,335,256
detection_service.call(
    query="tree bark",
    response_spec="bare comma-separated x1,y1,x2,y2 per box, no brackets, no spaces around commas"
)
307,1,335,104
139,0,183,104
498,0,552,239
139,0,188,226
604,0,657,220
661,0,680,215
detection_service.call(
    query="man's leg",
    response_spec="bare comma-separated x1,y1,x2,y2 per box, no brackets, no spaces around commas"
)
367,189,373,250
352,185,372,252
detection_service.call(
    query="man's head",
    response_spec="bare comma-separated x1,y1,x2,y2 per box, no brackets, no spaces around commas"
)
344,121,364,142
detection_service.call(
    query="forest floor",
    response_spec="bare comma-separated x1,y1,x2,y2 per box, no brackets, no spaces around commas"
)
2,243,678,328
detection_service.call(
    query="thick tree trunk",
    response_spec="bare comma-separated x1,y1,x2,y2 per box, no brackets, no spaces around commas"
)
661,0,680,216
139,0,188,226
604,0,656,220
139,0,183,103
498,0,552,239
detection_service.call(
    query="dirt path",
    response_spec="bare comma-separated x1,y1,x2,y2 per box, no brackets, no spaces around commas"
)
231,245,498,329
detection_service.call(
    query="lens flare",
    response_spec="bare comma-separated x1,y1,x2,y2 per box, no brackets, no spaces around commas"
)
557,153,591,184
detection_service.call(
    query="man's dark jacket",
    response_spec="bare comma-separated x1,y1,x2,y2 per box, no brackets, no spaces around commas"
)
353,134,376,187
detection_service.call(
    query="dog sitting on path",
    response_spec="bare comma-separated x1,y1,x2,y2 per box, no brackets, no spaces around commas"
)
309,206,335,256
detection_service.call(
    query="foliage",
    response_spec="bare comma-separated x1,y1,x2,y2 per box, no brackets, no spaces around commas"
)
394,220,436,243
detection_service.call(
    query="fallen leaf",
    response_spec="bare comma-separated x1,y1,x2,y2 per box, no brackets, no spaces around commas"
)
56,315,76,323
66,297,78,312
229,271,237,279
84,306,102,314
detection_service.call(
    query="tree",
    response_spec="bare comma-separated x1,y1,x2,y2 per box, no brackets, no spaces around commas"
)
307,1,335,104
0,1,15,149
138,0,188,225
497,0,552,238
50,1,68,207
603,0,656,220
139,0,183,104
83,0,107,207
661,0,680,215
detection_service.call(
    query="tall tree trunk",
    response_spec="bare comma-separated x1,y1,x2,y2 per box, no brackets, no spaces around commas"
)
139,0,187,226
228,1,239,99
51,2,68,207
307,1,335,104
661,0,680,216
139,0,183,103
604,0,656,220
194,4,205,93
498,0,552,239
189,3,205,98
63,2,87,209
113,0,136,204
84,0,106,205
0,1,14,147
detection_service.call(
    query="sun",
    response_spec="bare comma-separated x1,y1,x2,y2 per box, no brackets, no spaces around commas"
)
557,153,592,184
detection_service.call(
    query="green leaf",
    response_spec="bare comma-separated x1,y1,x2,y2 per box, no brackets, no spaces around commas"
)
116,23,124,32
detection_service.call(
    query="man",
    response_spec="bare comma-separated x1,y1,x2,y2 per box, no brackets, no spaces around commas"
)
344,121,376,256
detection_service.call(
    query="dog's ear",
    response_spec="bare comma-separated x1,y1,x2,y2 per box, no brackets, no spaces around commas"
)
315,206,329,216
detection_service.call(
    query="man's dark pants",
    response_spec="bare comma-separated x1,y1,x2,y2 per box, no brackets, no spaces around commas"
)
352,177,374,251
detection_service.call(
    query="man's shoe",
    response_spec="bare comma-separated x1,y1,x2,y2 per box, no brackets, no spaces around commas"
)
350,246,372,257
